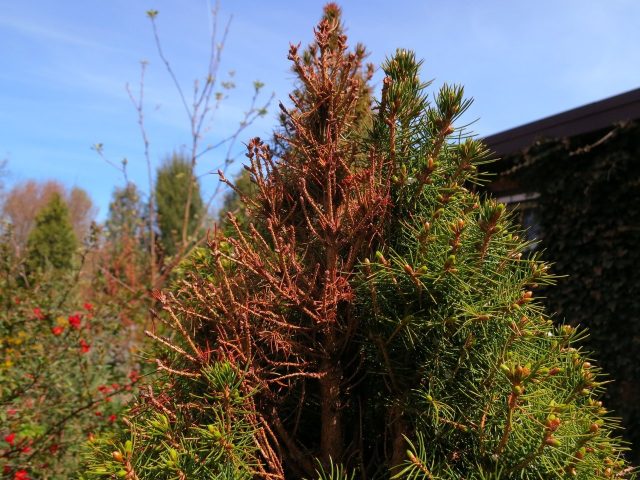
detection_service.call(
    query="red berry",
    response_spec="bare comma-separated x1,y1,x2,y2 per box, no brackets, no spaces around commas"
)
14,470,29,480
79,339,90,354
4,432,16,446
68,314,82,329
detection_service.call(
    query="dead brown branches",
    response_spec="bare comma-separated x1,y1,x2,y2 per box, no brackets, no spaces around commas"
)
158,13,391,476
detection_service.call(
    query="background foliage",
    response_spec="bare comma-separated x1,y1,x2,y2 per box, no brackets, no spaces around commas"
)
24,193,78,275
0,224,141,478
154,154,205,259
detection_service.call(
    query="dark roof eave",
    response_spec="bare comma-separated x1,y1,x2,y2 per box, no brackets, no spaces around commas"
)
483,87,640,156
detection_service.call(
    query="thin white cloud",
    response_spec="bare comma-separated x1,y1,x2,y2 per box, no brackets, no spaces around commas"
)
0,14,119,52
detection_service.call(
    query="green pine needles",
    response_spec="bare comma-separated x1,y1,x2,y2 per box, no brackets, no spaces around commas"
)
88,362,259,478
355,50,633,478
83,4,635,479
25,192,77,273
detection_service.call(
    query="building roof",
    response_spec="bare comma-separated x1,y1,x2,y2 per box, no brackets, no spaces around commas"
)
483,87,640,156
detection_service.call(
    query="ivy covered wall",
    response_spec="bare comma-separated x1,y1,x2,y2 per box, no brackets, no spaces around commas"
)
487,121,640,461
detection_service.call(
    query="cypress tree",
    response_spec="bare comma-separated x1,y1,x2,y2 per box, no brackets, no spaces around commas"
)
84,7,635,479
102,182,149,296
106,182,145,244
25,192,77,273
155,153,205,257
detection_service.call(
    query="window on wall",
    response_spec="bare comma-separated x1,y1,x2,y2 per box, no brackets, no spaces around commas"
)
496,192,542,252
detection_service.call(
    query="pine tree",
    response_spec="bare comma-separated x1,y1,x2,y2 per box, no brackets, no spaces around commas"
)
102,182,149,304
2,180,94,256
273,2,372,157
24,192,77,273
155,153,205,257
222,3,371,233
84,7,635,479
106,183,145,245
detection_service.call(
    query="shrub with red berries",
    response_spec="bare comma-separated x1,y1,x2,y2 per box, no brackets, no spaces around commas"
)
0,229,141,477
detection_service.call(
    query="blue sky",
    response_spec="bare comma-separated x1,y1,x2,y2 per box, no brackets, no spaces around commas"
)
1,0,639,219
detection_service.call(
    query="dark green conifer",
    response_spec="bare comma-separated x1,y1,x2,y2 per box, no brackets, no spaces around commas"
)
102,182,149,296
25,192,77,273
106,182,145,244
155,153,205,257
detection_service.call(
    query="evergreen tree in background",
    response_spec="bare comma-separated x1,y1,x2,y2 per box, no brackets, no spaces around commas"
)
155,153,205,257
25,192,77,273
106,182,146,247
2,180,95,256
84,6,636,479
102,182,149,305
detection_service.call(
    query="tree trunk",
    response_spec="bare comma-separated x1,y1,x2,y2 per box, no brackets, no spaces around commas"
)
320,356,343,465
